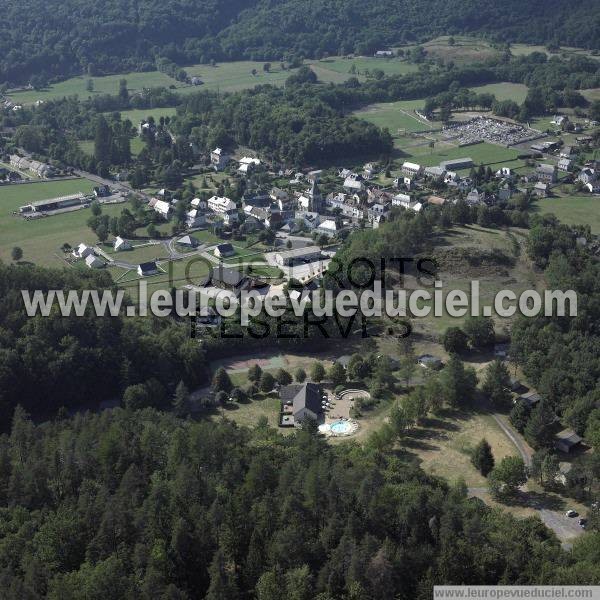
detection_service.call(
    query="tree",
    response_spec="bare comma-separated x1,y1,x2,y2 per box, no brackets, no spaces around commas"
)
294,367,306,383
230,387,248,403
86,78,94,92
471,439,495,476
248,364,263,383
259,372,276,394
524,401,555,449
172,381,190,417
439,354,477,407
94,115,113,164
463,316,495,350
327,363,346,387
275,368,292,386
11,247,23,262
510,400,530,433
347,354,369,382
310,362,326,383
212,367,232,394
482,360,512,409
489,456,527,499
442,327,468,354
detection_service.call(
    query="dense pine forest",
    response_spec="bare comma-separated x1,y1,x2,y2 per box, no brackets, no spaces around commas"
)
1,407,599,600
1,0,600,84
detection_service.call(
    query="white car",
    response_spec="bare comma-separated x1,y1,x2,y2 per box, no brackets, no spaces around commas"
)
565,510,578,518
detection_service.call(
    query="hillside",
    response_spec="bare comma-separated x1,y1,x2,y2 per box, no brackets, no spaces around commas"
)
1,0,600,85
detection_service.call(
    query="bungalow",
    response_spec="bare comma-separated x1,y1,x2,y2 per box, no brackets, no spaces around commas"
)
186,209,206,228
554,429,583,454
177,235,198,248
85,254,105,269
214,243,235,258
137,261,159,277
191,197,208,210
153,199,171,219
72,243,94,259
113,236,131,251
560,146,574,159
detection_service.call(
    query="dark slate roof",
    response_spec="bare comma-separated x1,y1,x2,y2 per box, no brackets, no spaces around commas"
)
555,429,582,447
280,384,304,404
139,261,157,273
293,382,323,418
216,243,234,253
211,265,245,288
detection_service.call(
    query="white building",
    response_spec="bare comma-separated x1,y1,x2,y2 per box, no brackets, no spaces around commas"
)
153,199,171,219
207,196,237,214
72,243,94,259
114,236,131,251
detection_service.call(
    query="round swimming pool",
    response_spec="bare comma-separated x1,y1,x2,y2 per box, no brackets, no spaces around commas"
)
330,420,354,435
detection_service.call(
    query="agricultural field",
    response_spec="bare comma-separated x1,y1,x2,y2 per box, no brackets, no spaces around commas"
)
469,82,529,104
405,36,501,65
534,195,600,233
183,61,296,93
510,43,600,62
581,88,600,102
308,56,419,83
0,178,114,265
7,71,183,105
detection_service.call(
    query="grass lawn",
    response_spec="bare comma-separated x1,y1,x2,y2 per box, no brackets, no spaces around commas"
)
534,195,600,233
412,142,524,171
401,409,519,487
8,71,182,105
469,82,529,104
114,254,210,301
215,395,283,429
582,88,600,102
183,61,295,93
103,241,170,263
0,179,114,265
110,107,178,124
354,100,434,134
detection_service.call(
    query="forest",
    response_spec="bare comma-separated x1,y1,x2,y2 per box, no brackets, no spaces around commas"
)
0,406,599,600
1,0,600,85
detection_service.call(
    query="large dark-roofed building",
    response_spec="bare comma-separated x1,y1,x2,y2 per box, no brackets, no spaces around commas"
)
280,382,324,427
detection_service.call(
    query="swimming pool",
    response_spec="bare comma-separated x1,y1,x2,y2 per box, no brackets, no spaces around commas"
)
330,420,354,435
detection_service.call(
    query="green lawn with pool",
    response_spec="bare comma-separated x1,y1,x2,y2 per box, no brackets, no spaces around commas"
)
534,195,600,233
0,179,121,265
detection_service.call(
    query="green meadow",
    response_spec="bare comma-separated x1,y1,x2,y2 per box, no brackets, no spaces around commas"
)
0,179,121,266
534,195,600,233
469,82,529,104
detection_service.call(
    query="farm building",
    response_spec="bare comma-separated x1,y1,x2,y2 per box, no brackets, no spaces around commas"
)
85,254,105,269
19,192,86,213
275,245,321,267
439,158,473,171
114,237,131,251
